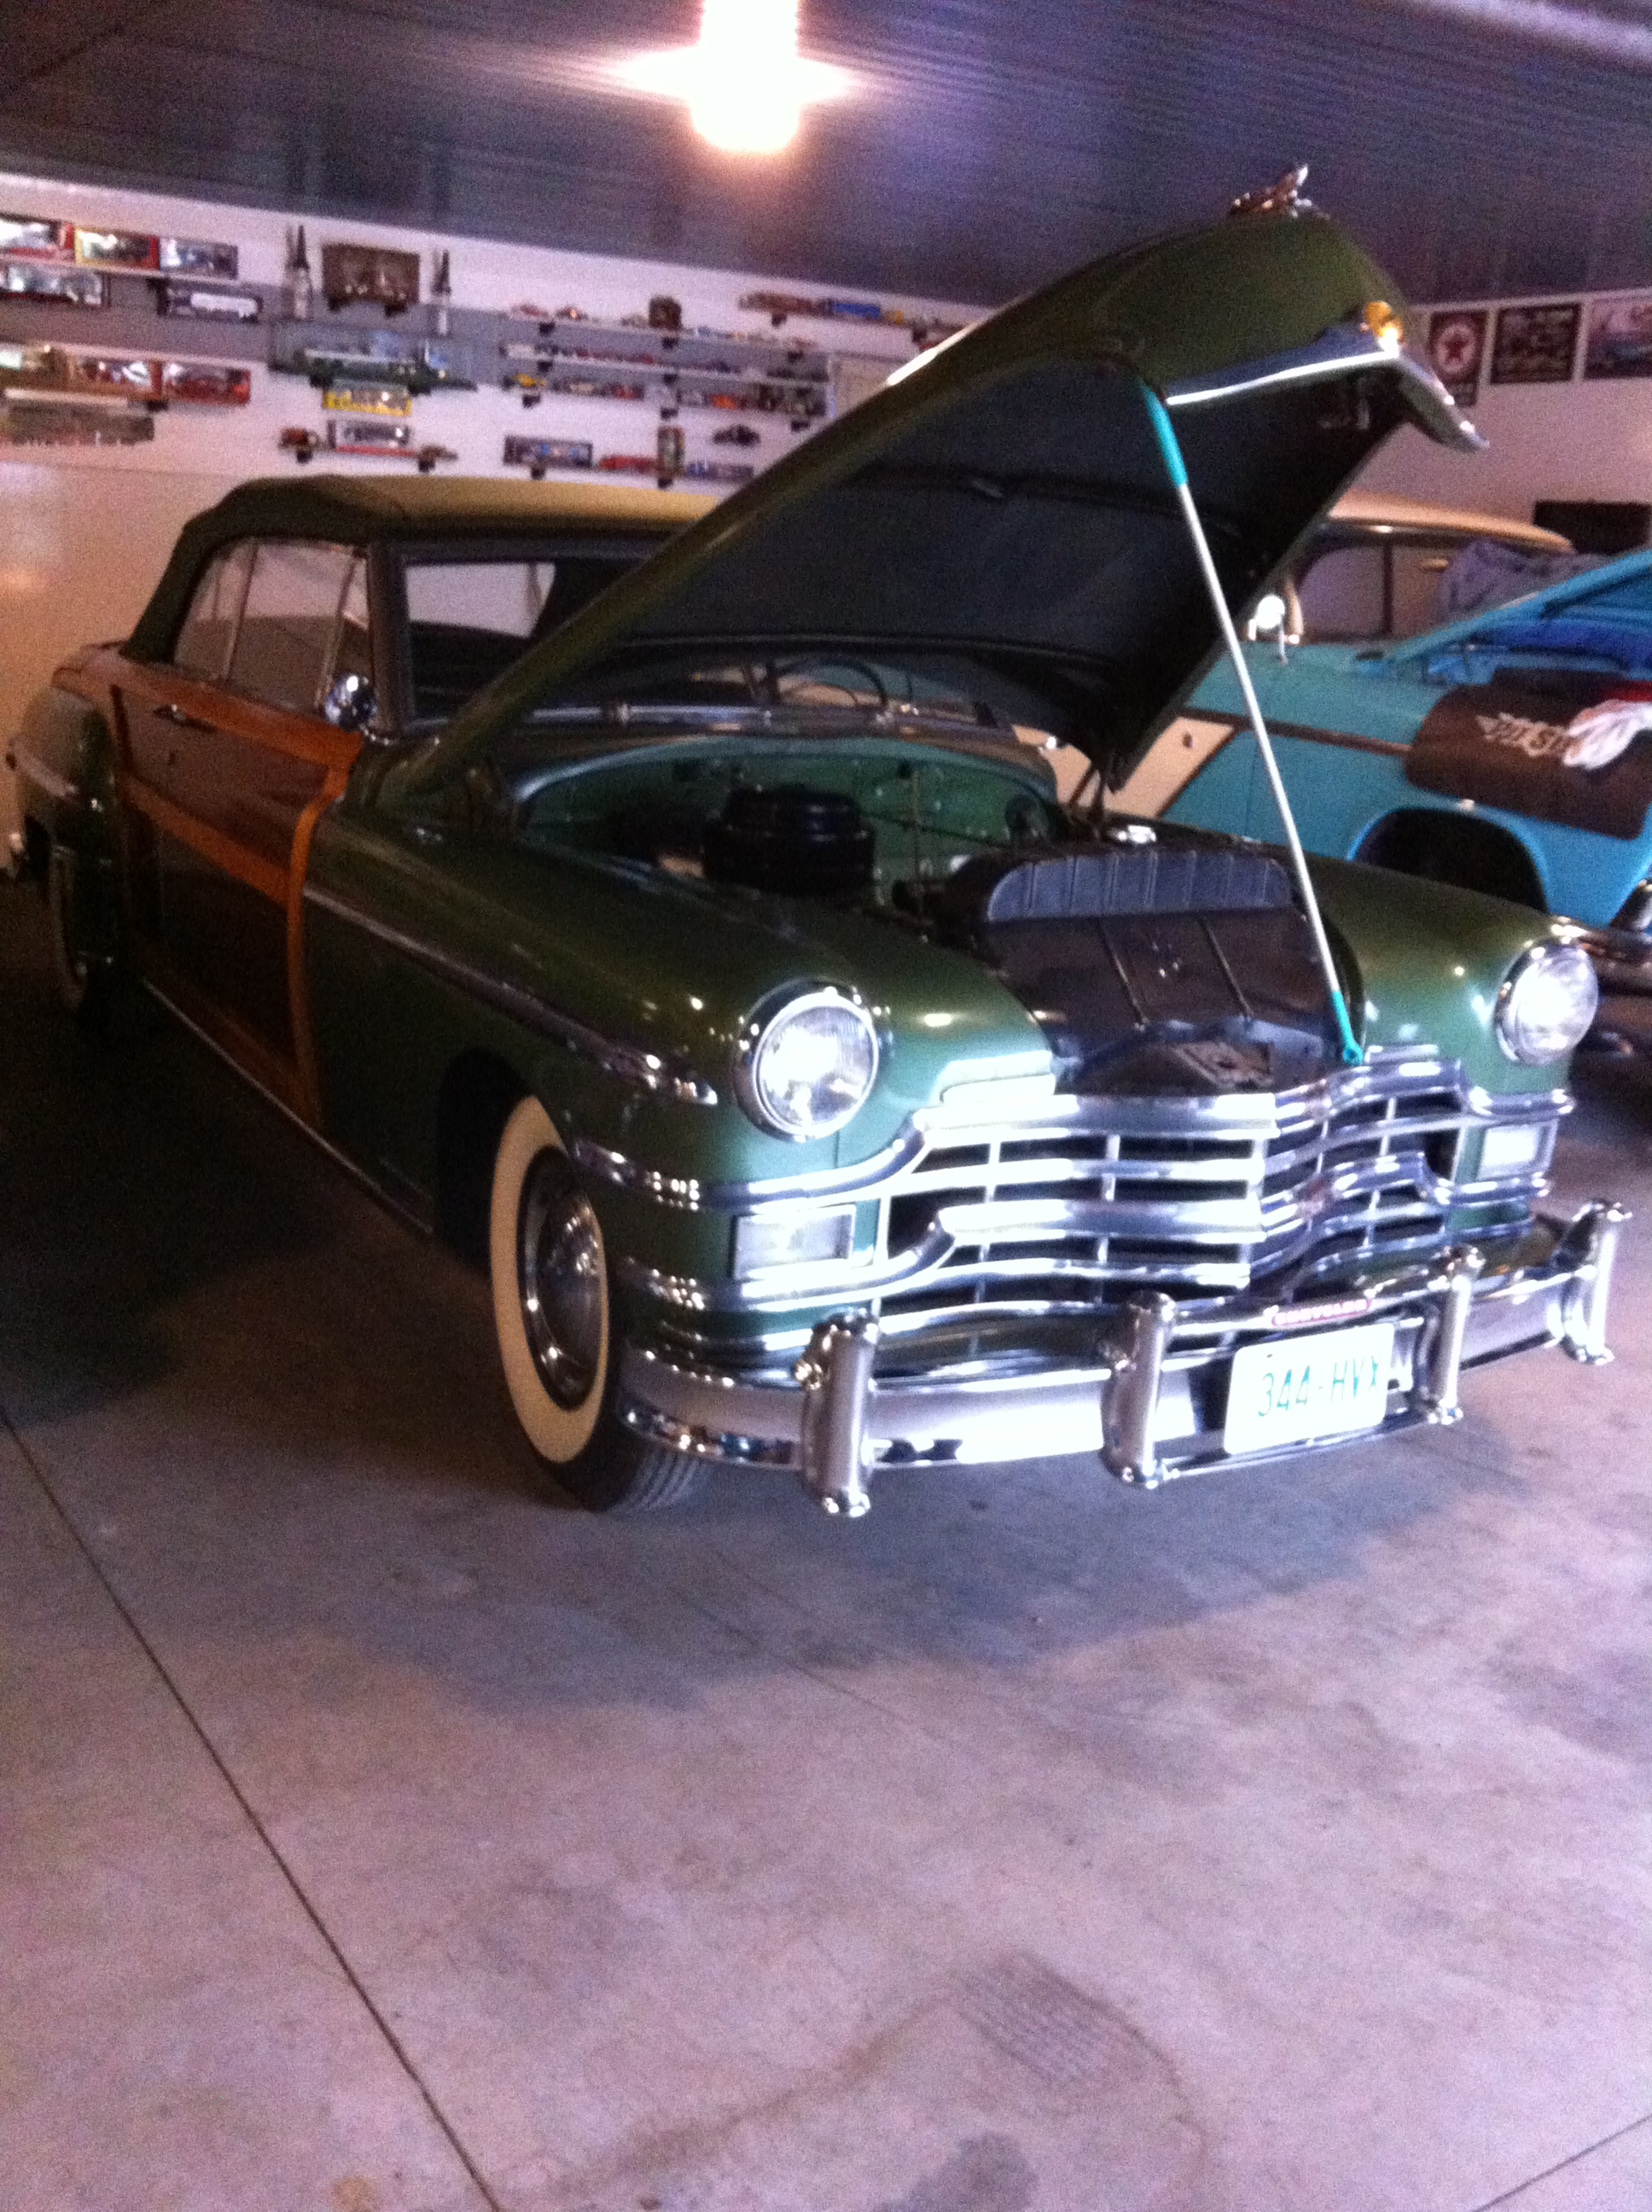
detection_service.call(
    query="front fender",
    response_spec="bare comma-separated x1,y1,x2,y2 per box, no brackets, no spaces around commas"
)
9,681,119,858
1312,854,1578,1097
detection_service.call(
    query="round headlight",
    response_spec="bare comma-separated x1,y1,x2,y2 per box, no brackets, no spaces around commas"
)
736,987,879,1140
1495,941,1599,1065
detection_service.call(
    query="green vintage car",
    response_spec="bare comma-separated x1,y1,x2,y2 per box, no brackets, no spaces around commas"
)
11,196,1626,1517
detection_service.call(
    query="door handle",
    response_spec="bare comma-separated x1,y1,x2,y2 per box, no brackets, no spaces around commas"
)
155,701,212,731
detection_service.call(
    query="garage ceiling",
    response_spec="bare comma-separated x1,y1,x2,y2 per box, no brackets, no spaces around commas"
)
1,0,1649,307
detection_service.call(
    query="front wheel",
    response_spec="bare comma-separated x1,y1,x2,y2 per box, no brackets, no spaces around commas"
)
488,1095,705,1512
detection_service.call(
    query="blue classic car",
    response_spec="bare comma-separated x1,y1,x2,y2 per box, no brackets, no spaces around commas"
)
1138,550,1652,1026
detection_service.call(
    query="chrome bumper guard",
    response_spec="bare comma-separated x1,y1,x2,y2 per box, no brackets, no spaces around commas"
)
615,1202,1627,1516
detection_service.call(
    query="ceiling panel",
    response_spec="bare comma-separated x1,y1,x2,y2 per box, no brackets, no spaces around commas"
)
0,0,1646,304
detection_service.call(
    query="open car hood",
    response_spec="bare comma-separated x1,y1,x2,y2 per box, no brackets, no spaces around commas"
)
1390,544,1652,672
388,206,1480,800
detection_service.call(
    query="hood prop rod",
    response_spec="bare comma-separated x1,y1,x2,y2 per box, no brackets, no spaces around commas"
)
1141,383,1364,1068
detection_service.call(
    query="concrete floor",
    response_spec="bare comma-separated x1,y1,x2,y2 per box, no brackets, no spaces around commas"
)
2,878,1649,2212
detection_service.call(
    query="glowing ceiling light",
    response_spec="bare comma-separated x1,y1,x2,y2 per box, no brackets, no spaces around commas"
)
614,0,852,154
694,0,800,153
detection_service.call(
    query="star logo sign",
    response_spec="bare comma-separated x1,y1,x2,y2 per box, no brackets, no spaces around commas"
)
1433,317,1481,381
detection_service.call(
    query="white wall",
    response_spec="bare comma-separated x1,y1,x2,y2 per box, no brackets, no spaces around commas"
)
2,463,251,836
1359,290,1652,523
0,166,980,848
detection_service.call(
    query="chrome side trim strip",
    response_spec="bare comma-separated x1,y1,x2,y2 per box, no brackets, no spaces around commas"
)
11,744,79,805
1184,710,1411,763
571,1138,704,1208
302,883,718,1106
1165,325,1399,409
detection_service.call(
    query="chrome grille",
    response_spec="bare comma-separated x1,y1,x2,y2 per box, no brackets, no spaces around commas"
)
870,1063,1497,1318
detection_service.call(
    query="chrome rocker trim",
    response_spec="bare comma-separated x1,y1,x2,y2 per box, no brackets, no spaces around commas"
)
614,1202,1627,1516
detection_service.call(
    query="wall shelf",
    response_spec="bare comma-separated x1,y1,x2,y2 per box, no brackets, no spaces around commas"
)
268,319,475,393
499,313,831,423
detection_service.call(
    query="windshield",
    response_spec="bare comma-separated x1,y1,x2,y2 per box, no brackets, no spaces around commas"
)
485,643,1095,807
521,648,1000,723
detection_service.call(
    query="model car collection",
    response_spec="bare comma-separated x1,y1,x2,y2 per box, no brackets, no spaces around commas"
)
10,194,1626,1518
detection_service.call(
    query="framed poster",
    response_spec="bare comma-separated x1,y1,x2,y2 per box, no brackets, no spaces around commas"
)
1491,302,1580,385
1426,310,1487,406
1583,294,1652,381
321,243,419,314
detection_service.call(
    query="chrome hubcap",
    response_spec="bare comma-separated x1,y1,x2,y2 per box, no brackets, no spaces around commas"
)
516,1152,603,1411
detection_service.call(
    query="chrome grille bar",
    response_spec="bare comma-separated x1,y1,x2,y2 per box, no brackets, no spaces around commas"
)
600,1051,1566,1323
737,1053,1556,1313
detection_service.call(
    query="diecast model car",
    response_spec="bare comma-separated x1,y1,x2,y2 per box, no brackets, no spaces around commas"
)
11,201,1626,1519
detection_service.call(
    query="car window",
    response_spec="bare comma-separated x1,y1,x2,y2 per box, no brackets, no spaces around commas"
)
1388,543,1454,638
333,555,372,685
1295,543,1386,640
229,540,360,713
172,541,255,679
407,560,554,638
404,553,645,720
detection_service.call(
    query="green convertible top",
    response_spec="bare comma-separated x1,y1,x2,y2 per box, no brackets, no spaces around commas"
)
125,474,713,662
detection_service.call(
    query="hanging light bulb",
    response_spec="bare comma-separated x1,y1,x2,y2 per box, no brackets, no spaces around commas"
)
690,0,802,154
613,0,851,153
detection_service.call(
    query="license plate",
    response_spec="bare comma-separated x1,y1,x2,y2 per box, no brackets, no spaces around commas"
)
1222,1321,1396,1455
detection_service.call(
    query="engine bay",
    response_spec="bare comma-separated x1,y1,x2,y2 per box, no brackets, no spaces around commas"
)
504,729,1341,1095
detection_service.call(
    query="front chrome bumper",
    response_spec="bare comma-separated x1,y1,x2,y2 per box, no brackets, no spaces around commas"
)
615,1201,1628,1516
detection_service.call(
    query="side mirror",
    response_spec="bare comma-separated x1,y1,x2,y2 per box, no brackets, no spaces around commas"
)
323,672,380,735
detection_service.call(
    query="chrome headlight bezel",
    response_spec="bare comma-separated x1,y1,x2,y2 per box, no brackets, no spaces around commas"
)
1495,941,1599,1066
734,985,881,1142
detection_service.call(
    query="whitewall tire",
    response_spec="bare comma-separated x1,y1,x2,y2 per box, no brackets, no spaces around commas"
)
487,1094,704,1512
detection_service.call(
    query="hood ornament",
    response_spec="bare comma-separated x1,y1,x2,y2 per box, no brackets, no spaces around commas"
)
1230,165,1312,218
